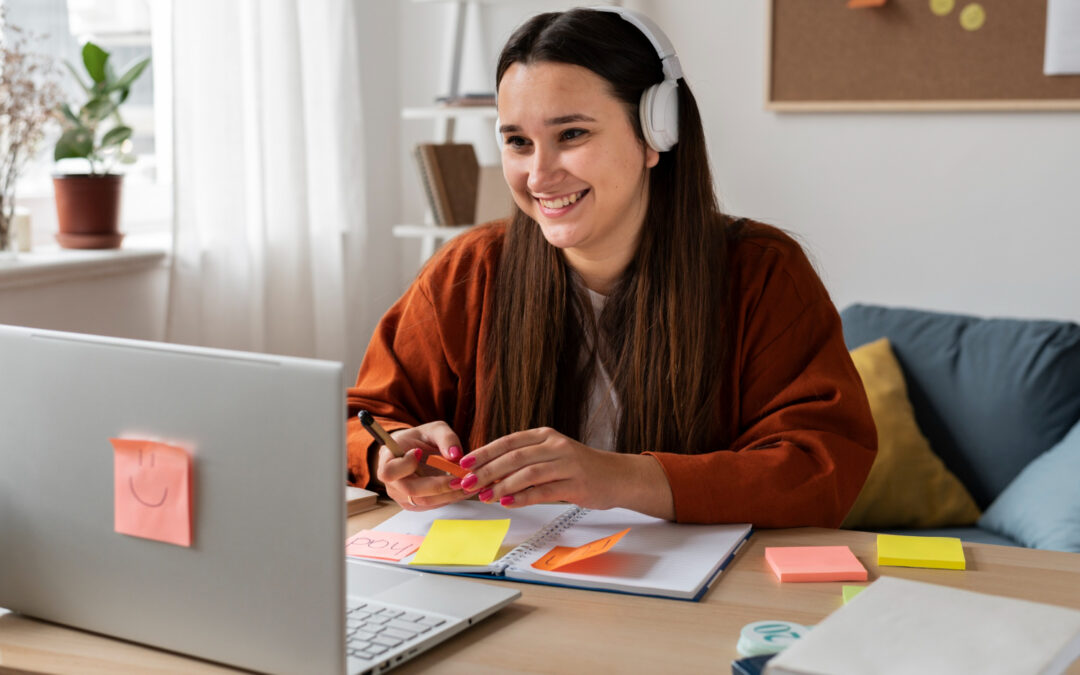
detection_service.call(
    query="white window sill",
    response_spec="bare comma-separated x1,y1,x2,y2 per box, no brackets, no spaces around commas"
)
0,232,172,291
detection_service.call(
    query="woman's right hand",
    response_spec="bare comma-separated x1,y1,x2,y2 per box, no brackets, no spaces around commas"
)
376,421,468,511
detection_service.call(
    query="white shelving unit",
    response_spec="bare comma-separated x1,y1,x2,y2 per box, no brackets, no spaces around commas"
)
397,0,500,266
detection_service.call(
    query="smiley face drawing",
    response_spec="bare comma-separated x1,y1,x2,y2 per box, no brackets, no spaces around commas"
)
129,448,169,507
111,438,193,547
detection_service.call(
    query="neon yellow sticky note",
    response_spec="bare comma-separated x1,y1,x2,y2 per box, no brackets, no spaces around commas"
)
842,585,867,603
532,528,631,571
877,533,966,570
410,519,510,566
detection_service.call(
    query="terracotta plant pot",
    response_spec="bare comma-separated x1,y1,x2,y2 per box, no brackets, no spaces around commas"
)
52,174,124,249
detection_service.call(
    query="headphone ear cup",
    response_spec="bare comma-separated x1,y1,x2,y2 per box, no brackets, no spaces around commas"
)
639,80,679,153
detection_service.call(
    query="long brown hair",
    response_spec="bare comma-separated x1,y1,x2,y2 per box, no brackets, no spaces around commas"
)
480,9,745,454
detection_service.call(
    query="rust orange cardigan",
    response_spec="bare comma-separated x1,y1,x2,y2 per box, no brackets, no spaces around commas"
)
347,221,876,527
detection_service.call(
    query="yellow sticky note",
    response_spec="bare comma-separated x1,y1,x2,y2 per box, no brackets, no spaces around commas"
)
877,533,966,570
842,585,867,603
410,519,510,566
111,438,193,547
532,528,631,571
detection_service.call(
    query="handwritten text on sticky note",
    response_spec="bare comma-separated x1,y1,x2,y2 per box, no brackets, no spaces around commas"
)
410,519,510,566
111,438,193,547
346,530,424,561
532,528,631,571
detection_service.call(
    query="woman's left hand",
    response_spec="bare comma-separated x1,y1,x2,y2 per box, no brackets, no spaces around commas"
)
457,427,672,517
458,427,616,509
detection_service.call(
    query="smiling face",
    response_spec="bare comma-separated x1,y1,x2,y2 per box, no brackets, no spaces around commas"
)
497,61,659,291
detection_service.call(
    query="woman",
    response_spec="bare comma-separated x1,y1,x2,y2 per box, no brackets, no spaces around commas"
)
347,8,876,526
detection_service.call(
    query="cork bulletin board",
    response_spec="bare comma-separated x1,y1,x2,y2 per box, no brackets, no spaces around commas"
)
767,0,1080,111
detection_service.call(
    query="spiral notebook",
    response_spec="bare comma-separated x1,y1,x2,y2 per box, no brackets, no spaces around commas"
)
369,501,752,601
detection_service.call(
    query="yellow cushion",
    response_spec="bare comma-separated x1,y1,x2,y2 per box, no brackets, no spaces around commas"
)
842,338,981,529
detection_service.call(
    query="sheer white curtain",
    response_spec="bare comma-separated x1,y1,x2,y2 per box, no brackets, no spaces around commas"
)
167,0,367,363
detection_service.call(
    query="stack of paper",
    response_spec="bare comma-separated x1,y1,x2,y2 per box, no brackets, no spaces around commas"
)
764,577,1080,675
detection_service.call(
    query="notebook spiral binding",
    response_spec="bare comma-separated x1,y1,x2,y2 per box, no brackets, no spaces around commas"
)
492,506,591,573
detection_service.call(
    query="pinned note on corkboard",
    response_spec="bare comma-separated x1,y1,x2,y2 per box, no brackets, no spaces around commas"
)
767,0,1080,110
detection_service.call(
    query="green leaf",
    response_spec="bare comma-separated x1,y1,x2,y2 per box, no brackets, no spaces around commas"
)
110,57,150,93
63,60,91,93
59,103,80,126
55,128,94,161
82,42,109,83
105,61,118,86
101,126,133,149
82,97,116,123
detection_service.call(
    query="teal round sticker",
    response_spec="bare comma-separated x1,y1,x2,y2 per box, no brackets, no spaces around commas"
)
736,620,811,656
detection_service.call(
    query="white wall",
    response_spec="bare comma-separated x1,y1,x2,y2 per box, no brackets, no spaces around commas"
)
400,0,1079,323
645,0,1080,322
0,266,168,340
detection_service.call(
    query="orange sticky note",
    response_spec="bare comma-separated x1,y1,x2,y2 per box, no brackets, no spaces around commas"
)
532,528,631,571
764,546,867,582
111,438,193,547
346,530,425,561
847,0,887,7
425,454,468,479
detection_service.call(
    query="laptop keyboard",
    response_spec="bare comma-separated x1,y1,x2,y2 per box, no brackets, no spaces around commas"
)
346,599,448,663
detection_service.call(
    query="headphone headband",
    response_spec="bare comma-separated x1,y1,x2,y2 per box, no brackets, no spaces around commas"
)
589,6,683,81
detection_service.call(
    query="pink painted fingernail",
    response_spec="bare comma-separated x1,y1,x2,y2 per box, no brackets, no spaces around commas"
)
478,488,494,502
410,448,423,460
447,446,462,461
500,495,515,506
461,473,478,490
449,478,462,489
459,455,477,469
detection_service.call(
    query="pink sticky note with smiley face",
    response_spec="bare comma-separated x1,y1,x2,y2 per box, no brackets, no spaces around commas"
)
111,438,193,547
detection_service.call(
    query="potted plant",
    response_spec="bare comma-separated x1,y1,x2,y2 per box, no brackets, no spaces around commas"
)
53,41,149,249
0,17,60,260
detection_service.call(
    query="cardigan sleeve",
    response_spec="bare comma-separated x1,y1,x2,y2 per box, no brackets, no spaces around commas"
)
345,224,501,488
346,281,450,487
645,237,877,527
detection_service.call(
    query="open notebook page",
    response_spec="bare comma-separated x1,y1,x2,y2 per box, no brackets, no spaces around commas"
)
504,508,751,600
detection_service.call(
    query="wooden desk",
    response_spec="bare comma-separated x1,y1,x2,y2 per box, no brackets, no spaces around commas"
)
3,502,1080,674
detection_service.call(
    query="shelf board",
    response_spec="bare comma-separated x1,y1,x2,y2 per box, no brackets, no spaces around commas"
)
401,106,497,121
392,224,474,239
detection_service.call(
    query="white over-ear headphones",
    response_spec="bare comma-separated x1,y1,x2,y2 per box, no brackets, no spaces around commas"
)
495,7,682,153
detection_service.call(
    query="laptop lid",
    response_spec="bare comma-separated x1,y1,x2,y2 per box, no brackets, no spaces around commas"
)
0,324,347,674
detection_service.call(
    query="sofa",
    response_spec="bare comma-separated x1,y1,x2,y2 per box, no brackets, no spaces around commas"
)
837,304,1080,551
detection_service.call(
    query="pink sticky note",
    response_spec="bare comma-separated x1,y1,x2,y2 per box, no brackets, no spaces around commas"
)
346,530,425,561
764,546,867,582
111,438,193,547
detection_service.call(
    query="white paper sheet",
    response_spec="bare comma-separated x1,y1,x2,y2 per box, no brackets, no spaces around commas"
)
1045,0,1080,75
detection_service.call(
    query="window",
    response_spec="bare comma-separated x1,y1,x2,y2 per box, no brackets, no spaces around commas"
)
3,0,172,246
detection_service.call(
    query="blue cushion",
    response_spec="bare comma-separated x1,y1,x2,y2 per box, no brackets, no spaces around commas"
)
840,304,1080,508
977,419,1080,552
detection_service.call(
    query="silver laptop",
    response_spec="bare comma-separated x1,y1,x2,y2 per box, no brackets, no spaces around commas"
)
0,324,519,674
